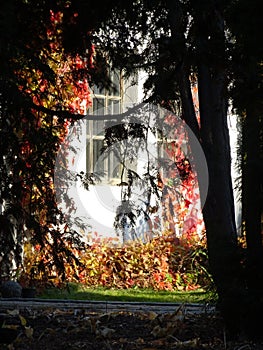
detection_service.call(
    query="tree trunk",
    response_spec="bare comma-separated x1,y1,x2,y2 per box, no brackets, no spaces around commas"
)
166,0,209,209
168,0,243,310
243,103,263,290
166,0,200,141
197,62,246,335
193,4,249,337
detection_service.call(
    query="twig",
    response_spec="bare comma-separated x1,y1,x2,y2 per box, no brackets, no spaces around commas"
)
223,326,227,350
235,345,252,350
168,334,181,342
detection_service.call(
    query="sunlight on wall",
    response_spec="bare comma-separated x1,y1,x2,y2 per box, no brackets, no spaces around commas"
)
55,71,241,243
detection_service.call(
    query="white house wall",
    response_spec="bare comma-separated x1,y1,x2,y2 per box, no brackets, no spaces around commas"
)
55,71,242,243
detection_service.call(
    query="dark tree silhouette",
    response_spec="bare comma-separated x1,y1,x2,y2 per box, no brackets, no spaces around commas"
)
1,0,262,339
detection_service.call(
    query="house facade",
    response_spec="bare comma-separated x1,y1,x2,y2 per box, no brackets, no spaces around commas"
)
55,71,241,244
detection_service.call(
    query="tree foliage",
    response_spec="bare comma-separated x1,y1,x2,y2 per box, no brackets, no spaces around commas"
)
0,0,262,340
63,0,262,338
0,1,94,279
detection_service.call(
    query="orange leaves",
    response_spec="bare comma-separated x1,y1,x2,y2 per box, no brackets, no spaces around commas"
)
21,236,211,292
12,8,93,252
159,109,204,241
50,10,63,25
17,8,93,117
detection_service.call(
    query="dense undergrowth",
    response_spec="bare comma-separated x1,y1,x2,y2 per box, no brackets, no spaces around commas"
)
19,233,214,293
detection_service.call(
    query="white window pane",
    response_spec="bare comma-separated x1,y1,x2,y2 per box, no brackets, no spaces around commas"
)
93,85,105,95
93,98,105,114
111,71,120,95
93,139,106,176
108,99,120,114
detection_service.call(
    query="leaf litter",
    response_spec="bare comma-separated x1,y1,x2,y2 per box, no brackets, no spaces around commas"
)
0,306,263,349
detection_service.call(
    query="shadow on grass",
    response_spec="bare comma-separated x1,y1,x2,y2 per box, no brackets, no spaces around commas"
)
39,284,215,304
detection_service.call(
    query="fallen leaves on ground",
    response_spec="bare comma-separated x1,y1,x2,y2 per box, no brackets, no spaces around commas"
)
0,306,263,349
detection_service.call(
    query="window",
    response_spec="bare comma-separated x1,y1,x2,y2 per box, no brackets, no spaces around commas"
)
86,71,125,184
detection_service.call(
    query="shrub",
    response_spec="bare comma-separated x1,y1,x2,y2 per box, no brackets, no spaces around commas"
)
20,233,213,291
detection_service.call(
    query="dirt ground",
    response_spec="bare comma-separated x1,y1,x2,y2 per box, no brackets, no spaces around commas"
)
1,307,263,350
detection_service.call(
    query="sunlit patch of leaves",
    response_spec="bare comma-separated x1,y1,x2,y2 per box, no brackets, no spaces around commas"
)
21,233,213,292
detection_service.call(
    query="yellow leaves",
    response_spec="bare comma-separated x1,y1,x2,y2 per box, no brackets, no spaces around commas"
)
80,314,116,339
38,327,56,341
147,308,200,349
150,307,186,340
1,309,34,346
19,314,34,339
1,306,219,349
24,326,34,339
174,338,199,349
147,311,158,320
87,316,101,334
151,324,171,338
19,315,27,327
22,233,210,291
7,344,15,350
2,324,19,330
89,270,95,277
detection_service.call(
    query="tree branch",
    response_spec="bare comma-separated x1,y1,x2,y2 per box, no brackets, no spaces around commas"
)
30,100,150,122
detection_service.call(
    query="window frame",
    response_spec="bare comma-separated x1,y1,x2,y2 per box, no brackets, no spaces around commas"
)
86,71,125,185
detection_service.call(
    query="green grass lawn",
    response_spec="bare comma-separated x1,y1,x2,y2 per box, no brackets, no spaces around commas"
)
38,283,216,304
